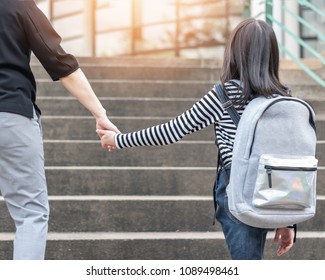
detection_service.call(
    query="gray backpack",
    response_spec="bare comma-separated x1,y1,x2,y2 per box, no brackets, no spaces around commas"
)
215,83,318,228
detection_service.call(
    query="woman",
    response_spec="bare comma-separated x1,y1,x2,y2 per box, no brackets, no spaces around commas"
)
0,0,119,260
97,18,295,260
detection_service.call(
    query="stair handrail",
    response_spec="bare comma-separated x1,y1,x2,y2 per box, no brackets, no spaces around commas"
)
266,0,325,87
41,0,241,57
296,0,325,19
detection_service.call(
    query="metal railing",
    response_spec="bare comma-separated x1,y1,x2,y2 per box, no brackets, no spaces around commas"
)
37,0,243,57
265,0,325,87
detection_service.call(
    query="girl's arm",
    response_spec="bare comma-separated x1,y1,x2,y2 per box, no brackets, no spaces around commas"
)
98,88,224,150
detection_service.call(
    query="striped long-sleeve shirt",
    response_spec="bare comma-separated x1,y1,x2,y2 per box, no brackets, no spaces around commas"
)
115,82,248,167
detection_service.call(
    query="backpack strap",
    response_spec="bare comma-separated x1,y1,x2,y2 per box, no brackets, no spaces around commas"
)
213,83,242,223
287,224,297,243
214,83,240,127
213,83,241,174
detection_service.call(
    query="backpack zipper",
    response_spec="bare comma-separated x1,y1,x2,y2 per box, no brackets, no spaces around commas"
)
249,98,316,157
264,165,317,188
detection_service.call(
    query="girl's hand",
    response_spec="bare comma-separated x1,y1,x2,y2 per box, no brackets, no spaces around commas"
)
96,129,117,151
274,227,295,256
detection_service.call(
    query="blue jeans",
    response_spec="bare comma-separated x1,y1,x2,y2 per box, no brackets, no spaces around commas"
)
214,165,269,260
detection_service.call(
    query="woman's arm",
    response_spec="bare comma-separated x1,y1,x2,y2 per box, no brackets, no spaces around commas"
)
60,68,120,146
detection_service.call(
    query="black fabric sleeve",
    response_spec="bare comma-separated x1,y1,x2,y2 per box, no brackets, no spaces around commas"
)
21,0,79,81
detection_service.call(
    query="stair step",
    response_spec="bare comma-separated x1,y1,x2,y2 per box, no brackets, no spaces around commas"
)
31,56,223,67
41,116,215,141
31,64,221,82
31,59,318,85
43,141,219,166
37,97,201,117
36,80,325,101
44,167,325,196
41,116,324,140
1,231,324,259
45,167,216,196
1,197,324,232
0,232,235,260
36,80,215,98
0,197,218,232
42,141,325,166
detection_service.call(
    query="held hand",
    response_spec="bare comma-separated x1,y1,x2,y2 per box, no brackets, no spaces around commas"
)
96,116,120,133
96,117,120,149
96,129,117,151
274,227,295,257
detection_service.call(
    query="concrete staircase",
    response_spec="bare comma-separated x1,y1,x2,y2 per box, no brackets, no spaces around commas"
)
0,57,324,260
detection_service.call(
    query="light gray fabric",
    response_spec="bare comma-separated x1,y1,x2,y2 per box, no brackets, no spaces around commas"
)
227,96,317,228
0,109,49,259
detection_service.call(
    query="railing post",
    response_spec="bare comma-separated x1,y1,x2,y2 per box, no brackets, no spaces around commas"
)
265,0,273,26
49,0,54,22
175,0,180,57
243,0,251,18
83,0,96,57
131,0,143,56
225,0,231,39
284,0,299,59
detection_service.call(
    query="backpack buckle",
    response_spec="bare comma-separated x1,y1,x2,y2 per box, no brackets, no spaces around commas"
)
222,100,234,110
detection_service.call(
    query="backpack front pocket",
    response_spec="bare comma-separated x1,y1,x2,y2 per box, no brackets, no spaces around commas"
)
253,155,318,209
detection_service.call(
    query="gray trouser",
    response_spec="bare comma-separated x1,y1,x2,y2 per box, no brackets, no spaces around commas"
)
0,109,49,260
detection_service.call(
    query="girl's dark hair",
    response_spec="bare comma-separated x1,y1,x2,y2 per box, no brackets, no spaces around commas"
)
220,18,290,105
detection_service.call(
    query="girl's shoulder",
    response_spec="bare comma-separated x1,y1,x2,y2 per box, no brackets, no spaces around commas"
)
224,80,242,100
224,80,250,111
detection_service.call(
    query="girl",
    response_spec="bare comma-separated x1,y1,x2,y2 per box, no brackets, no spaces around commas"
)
97,18,295,260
